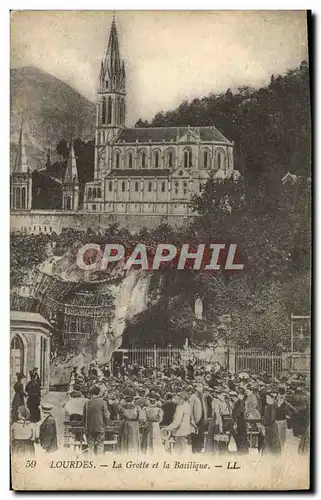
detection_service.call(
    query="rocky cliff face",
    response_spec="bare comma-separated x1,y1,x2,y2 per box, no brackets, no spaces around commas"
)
10,65,95,171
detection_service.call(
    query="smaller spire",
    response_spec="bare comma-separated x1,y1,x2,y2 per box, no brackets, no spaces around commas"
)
14,118,29,174
45,148,51,169
64,142,79,184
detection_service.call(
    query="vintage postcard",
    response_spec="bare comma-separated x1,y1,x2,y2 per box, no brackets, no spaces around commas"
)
10,10,311,490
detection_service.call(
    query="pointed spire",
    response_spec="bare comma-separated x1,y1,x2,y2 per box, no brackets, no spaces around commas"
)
64,142,78,184
104,13,121,75
14,118,29,173
45,148,51,169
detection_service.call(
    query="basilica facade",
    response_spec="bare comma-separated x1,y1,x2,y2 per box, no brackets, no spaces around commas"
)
82,16,237,217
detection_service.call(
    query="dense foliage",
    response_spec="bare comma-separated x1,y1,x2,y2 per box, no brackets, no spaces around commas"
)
136,61,311,182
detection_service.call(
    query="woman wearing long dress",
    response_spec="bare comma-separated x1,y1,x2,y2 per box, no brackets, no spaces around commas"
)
263,393,281,455
141,398,164,454
11,406,35,456
117,389,146,454
232,392,249,454
11,373,26,423
25,372,41,423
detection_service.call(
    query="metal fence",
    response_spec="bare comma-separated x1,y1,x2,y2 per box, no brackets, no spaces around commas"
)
117,347,215,369
235,349,283,378
116,347,286,377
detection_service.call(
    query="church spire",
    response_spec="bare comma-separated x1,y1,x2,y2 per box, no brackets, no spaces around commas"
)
64,142,78,184
14,119,29,173
104,13,121,76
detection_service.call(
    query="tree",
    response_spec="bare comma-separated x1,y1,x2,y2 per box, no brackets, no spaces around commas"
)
56,139,69,160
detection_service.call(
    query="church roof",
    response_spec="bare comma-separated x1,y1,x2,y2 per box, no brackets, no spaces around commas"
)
13,120,29,173
64,142,79,184
116,126,232,145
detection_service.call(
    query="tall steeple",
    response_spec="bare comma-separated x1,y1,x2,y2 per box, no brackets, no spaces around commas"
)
62,141,79,210
94,12,126,179
14,119,29,173
10,119,32,210
104,13,121,77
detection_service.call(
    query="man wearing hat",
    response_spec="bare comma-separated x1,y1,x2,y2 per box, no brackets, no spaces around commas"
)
189,382,208,453
83,386,110,455
39,404,58,453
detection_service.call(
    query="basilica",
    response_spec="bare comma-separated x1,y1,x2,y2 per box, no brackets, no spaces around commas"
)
10,16,238,231
82,16,237,217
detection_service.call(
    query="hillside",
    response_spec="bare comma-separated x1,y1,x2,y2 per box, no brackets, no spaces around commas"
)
136,60,311,182
10,66,95,170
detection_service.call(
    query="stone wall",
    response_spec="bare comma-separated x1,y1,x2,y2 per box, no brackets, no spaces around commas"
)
10,210,197,234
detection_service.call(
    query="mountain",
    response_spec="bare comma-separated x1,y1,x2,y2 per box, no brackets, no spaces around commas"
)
10,66,96,171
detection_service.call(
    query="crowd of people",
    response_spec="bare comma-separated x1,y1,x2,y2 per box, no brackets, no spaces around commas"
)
61,358,310,456
10,358,310,457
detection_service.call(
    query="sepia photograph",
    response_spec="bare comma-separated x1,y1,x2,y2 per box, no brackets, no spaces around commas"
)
9,9,311,491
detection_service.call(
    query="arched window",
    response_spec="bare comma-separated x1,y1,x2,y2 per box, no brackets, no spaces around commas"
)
161,181,165,193
101,97,106,125
93,188,97,198
97,188,102,198
184,148,192,168
107,97,112,124
135,182,139,192
148,182,152,192
88,188,92,199
12,188,15,209
16,187,21,209
141,151,146,168
175,182,179,195
167,150,174,168
92,204,96,211
203,150,209,169
153,151,159,168
122,181,126,192
183,181,188,195
113,75,116,88
109,181,113,191
21,187,26,209
115,151,120,168
217,150,226,172
11,335,24,379
105,80,109,90
128,152,133,169
66,197,71,210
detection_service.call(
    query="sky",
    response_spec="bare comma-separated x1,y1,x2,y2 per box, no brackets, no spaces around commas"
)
10,10,308,126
